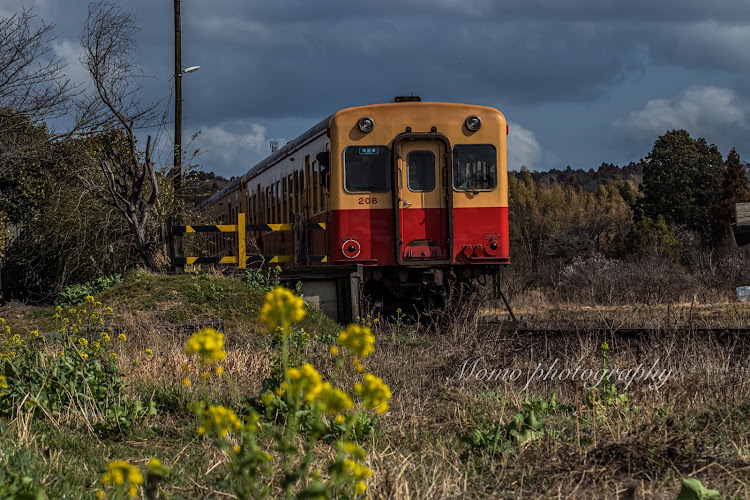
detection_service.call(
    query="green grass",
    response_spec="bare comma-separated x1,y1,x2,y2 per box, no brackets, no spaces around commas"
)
3,272,750,498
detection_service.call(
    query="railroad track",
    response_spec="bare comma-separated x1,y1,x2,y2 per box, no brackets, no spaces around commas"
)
483,326,750,337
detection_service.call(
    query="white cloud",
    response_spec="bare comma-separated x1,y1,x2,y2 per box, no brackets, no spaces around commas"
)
613,86,748,142
507,121,543,171
187,122,291,176
52,38,89,87
196,123,268,162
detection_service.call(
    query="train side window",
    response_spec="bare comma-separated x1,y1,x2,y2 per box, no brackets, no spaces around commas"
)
293,171,299,215
298,170,303,214
344,146,391,193
453,144,497,191
282,177,288,222
312,161,319,214
407,150,436,192
275,181,280,222
288,174,293,220
268,186,272,223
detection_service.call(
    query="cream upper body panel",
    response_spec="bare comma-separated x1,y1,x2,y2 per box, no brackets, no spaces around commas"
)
328,102,507,210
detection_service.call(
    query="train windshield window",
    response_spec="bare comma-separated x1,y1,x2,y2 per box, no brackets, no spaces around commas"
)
406,151,435,192
344,146,391,192
453,144,497,191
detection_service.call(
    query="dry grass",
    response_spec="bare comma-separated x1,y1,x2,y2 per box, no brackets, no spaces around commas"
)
5,272,750,498
101,295,750,499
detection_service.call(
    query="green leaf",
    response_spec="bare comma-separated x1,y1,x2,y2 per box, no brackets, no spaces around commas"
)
677,478,721,500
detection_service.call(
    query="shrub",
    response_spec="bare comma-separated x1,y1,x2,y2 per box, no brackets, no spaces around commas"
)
55,274,123,307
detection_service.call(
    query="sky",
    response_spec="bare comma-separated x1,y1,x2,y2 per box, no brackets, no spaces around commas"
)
3,0,750,176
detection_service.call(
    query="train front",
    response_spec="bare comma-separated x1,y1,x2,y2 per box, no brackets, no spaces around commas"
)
327,98,509,302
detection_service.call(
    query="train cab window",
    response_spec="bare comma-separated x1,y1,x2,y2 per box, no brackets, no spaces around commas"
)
407,151,436,192
452,144,497,191
344,146,391,193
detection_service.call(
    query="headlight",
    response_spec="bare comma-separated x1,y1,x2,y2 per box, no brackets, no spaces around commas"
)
358,117,374,133
465,115,482,131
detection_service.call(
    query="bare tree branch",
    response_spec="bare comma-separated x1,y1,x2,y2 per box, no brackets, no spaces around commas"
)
0,8,72,122
80,1,165,270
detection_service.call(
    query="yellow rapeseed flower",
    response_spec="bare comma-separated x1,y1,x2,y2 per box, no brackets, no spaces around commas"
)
101,460,143,489
110,353,117,360
0,375,8,390
182,378,191,387
354,374,392,414
335,414,346,425
117,333,127,343
341,441,366,460
101,332,111,343
260,391,275,407
343,459,373,480
286,363,324,404
143,348,153,357
354,481,367,495
95,489,106,499
197,405,242,438
337,324,375,359
146,457,171,477
184,328,226,364
317,383,354,414
259,286,306,331
330,346,339,356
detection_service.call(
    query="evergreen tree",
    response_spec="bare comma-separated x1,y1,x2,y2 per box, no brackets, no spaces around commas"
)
719,148,750,224
642,130,725,244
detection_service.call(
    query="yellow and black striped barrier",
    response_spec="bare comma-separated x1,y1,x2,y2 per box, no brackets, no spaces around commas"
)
172,222,326,234
173,213,327,269
174,255,328,266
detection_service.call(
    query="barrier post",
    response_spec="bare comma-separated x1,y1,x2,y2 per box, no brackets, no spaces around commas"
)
238,212,246,270
174,216,184,274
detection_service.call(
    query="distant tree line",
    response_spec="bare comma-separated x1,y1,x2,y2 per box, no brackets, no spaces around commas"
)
508,129,750,304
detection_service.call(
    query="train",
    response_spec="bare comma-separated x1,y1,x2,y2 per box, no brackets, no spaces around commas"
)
196,97,509,310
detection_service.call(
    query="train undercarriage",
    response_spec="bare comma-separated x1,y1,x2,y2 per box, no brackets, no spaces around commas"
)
361,264,503,316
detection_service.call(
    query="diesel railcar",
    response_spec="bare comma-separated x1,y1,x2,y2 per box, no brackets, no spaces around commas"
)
197,97,509,306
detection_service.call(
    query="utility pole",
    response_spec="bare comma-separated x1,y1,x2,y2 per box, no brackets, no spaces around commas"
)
172,0,182,199
170,0,183,273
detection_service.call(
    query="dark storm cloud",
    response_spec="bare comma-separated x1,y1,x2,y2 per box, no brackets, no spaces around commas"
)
3,0,750,174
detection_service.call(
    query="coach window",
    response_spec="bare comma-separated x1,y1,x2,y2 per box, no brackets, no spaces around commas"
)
276,181,281,222
407,151,436,192
312,161,320,214
286,174,294,218
344,146,391,192
452,144,497,192
283,177,288,222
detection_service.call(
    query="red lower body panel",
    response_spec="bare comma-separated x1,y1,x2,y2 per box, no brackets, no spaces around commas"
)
329,206,508,265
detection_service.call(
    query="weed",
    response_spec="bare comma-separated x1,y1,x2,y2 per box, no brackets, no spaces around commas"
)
586,342,629,409
462,394,561,457
55,274,123,307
